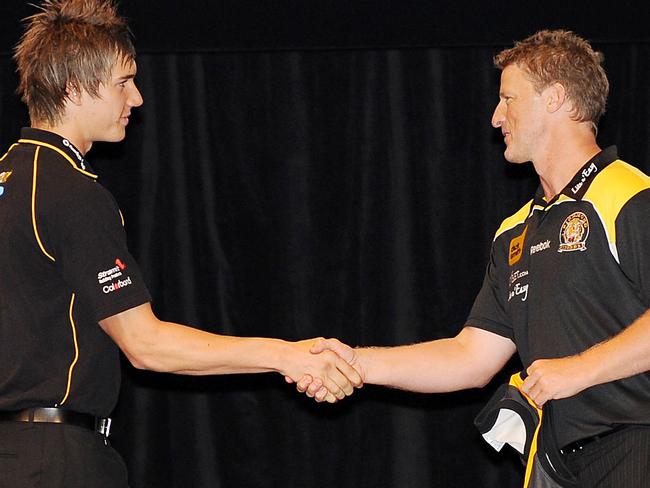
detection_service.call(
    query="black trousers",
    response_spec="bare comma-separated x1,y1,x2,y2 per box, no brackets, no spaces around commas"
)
562,425,650,488
0,421,129,488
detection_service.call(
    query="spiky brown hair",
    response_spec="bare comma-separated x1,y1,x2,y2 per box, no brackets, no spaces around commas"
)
14,0,136,125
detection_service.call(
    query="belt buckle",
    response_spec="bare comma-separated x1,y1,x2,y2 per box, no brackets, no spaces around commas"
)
96,417,112,437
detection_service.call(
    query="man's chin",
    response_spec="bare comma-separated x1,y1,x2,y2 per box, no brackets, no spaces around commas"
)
503,149,528,165
101,130,127,143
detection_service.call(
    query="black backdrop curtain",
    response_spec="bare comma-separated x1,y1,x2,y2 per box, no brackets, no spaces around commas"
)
2,39,650,487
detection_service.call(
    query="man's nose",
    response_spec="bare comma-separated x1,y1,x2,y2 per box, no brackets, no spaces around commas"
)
491,101,504,128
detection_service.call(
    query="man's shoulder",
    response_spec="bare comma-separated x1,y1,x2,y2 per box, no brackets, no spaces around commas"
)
32,150,116,223
493,199,533,242
597,159,650,187
585,160,650,217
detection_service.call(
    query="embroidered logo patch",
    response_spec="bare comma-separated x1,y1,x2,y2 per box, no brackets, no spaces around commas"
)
508,225,528,266
558,212,589,252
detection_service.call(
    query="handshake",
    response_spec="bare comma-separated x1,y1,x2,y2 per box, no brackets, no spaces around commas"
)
282,338,364,404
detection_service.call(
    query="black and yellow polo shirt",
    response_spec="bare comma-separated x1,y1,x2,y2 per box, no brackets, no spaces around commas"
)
467,146,650,448
0,128,150,417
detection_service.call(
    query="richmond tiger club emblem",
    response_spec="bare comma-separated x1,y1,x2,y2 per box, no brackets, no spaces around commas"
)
558,212,589,252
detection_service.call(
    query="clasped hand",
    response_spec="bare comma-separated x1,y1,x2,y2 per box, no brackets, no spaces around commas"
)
284,338,362,403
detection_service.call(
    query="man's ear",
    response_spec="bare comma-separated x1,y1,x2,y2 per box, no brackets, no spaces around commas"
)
66,82,83,105
545,82,567,114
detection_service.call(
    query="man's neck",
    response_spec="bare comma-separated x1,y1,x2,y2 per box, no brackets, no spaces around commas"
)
533,129,601,200
30,121,92,156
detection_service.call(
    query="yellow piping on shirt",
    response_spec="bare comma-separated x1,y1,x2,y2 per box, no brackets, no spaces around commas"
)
0,143,19,162
31,147,56,262
57,293,80,406
19,139,98,179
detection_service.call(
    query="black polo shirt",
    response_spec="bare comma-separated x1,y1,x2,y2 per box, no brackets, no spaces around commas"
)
468,146,650,447
0,128,151,417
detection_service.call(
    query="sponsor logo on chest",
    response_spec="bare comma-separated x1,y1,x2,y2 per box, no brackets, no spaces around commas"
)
508,269,529,302
508,225,528,266
529,240,551,255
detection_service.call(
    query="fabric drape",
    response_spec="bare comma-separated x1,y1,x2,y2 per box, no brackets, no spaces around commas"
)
1,42,649,488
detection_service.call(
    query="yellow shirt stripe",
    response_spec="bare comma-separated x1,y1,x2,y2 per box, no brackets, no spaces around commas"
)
31,147,56,262
57,293,80,406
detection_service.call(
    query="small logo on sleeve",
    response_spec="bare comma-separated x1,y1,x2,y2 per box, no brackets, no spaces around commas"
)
97,258,133,294
103,277,132,294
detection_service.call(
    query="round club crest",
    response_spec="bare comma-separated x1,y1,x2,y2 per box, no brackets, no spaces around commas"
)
558,211,589,252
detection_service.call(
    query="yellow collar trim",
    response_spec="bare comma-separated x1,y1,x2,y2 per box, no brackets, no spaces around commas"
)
18,139,98,179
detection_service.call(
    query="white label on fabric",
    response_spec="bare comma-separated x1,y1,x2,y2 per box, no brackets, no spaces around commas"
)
102,277,133,294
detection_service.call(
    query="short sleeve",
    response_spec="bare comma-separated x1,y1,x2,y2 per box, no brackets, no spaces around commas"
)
615,188,650,308
40,180,151,322
466,241,514,340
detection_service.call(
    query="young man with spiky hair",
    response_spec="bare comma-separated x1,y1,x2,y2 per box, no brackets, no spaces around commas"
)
0,2,360,486
307,30,650,486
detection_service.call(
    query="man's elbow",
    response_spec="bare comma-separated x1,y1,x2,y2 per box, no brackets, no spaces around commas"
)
473,371,497,389
120,342,160,371
123,349,151,371
101,308,168,372
113,328,167,372
456,359,500,389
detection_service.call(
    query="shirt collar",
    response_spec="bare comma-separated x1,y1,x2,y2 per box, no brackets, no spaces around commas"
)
19,127,97,176
532,145,618,207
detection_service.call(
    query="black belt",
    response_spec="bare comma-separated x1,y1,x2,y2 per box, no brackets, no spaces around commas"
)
0,408,112,437
559,425,627,455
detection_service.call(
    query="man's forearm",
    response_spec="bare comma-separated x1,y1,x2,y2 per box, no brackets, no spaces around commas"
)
357,336,508,393
121,318,290,375
308,327,516,395
100,303,362,402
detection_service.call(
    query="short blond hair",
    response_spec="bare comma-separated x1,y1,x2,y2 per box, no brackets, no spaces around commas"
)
495,30,608,128
14,0,136,126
